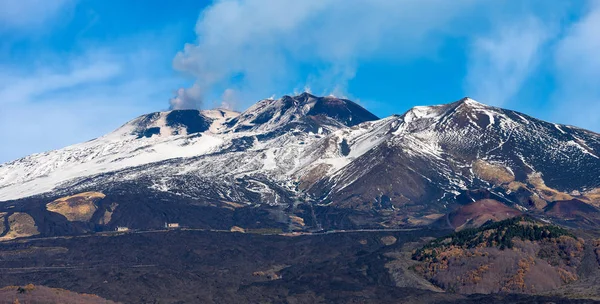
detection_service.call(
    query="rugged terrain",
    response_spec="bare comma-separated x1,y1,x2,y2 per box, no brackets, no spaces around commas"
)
1,94,599,237
1,228,597,304
1,94,600,302
413,216,589,294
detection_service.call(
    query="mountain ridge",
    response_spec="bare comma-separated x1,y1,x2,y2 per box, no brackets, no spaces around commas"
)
0,94,599,238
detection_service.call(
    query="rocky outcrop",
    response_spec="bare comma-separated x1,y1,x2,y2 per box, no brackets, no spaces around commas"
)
0,213,40,241
46,192,106,222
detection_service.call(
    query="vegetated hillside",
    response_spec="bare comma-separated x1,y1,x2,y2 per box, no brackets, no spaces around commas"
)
412,216,585,294
0,284,116,304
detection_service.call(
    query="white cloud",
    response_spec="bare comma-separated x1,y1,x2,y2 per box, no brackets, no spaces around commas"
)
0,6,194,163
0,61,121,105
552,1,600,130
0,0,75,31
464,17,553,106
0,48,180,163
172,0,483,109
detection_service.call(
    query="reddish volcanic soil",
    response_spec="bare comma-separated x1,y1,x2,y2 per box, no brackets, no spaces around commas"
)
447,199,522,230
0,285,116,304
545,199,600,217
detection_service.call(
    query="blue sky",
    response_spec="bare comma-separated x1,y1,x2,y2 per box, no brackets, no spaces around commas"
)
1,0,599,163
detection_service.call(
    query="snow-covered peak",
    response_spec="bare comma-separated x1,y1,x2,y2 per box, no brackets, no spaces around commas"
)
200,108,240,120
1,94,598,204
0,108,237,201
458,97,485,107
200,108,240,133
402,98,488,121
226,93,378,134
404,105,446,122
109,109,214,139
397,97,509,134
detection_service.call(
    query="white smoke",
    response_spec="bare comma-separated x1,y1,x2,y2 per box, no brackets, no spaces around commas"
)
219,88,238,110
169,83,203,110
171,0,484,109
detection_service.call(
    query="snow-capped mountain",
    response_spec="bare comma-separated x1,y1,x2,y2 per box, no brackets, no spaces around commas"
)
0,108,239,201
0,93,379,202
308,98,600,216
1,94,600,235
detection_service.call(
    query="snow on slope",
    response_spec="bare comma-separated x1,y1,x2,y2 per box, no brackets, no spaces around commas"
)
0,109,238,201
0,94,379,202
1,95,599,206
302,97,600,211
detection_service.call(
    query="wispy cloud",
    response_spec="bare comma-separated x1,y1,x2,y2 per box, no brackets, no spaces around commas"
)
171,0,483,109
0,0,75,31
552,1,600,130
464,17,554,106
0,46,181,163
0,59,121,105
0,0,193,163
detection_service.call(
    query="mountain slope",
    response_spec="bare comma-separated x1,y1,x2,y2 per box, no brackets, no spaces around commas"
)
307,98,600,219
0,109,238,201
226,92,378,133
0,95,599,238
0,94,380,203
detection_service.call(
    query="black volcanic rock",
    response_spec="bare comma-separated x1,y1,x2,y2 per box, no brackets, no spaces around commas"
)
131,112,161,138
305,94,379,127
137,127,160,138
165,109,212,134
131,109,213,138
